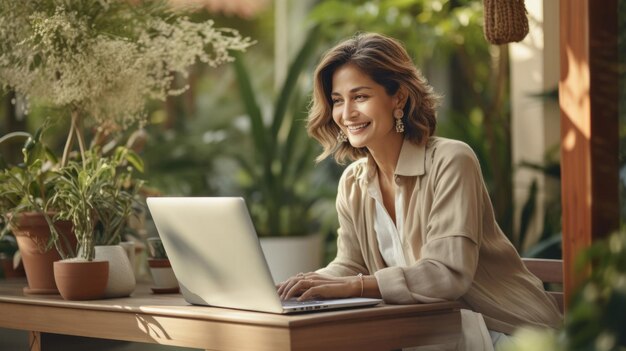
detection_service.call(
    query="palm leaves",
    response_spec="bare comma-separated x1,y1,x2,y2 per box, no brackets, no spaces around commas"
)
232,29,323,236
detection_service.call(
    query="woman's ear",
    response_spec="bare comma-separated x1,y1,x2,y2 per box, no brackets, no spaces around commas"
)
394,86,409,109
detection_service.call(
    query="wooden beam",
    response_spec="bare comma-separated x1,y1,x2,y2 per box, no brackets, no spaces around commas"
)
559,0,619,309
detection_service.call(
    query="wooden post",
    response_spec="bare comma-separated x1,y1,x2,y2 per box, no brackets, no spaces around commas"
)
559,0,619,308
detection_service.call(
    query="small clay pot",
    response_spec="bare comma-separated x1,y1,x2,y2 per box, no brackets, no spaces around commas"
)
53,260,109,300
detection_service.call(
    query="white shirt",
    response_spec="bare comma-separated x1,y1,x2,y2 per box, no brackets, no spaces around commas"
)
366,170,407,267
368,168,506,351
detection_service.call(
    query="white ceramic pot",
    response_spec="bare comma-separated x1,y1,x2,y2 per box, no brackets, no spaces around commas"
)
147,259,179,293
95,245,136,298
119,241,136,268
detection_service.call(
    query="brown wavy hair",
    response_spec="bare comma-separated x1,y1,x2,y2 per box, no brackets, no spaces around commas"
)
307,33,440,164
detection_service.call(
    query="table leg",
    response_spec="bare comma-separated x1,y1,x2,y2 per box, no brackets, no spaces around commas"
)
28,331,41,351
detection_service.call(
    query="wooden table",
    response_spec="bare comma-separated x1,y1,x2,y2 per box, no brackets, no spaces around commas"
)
0,280,461,351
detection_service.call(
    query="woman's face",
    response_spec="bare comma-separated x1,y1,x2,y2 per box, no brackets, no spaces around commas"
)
331,63,401,150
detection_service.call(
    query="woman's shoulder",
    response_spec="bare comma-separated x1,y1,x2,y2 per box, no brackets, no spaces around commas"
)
427,136,481,170
336,158,372,199
428,136,474,153
339,158,368,183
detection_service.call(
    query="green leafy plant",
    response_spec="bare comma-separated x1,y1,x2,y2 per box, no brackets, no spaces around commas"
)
49,145,143,261
230,28,337,237
147,237,168,259
0,125,59,218
501,230,626,351
1,122,144,261
0,123,69,256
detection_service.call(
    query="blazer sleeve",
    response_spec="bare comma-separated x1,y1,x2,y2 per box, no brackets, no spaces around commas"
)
375,142,484,303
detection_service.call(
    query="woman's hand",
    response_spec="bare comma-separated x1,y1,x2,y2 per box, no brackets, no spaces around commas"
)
277,272,366,301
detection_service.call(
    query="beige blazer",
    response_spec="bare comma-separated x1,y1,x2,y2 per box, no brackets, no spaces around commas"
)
317,137,562,334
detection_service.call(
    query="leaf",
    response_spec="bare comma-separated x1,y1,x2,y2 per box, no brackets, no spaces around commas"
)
271,27,321,141
232,51,268,162
12,250,21,270
123,149,144,173
43,146,59,164
384,0,419,9
308,1,355,23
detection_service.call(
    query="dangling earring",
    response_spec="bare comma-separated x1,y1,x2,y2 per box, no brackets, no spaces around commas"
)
394,109,405,133
337,130,348,143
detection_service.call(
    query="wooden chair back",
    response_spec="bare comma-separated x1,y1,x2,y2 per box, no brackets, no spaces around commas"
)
522,258,564,313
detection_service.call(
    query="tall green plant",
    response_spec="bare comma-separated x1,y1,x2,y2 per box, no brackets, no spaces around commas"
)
231,28,328,237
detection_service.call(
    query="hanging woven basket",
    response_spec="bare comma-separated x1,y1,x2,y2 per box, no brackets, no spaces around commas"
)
483,0,529,45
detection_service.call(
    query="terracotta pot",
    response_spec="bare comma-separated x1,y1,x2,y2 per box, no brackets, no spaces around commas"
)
147,258,179,294
10,212,76,294
53,260,109,300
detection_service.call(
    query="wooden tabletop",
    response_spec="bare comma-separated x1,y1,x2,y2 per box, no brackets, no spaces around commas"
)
0,279,462,350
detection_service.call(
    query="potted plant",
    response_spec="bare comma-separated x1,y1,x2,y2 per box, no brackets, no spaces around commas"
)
231,28,337,282
0,126,76,293
50,140,144,299
0,0,253,298
90,132,145,298
146,237,179,294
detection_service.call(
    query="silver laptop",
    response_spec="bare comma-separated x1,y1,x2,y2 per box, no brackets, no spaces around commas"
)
146,197,382,314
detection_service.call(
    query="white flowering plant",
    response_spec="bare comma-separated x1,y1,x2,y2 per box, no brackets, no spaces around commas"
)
0,0,254,260
0,0,253,164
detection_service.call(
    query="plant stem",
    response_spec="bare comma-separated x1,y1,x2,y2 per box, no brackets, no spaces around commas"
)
60,109,88,168
74,111,87,167
61,113,76,167
41,212,70,260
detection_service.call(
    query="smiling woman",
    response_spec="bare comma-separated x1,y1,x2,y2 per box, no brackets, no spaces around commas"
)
276,33,562,350
307,33,438,165
330,64,402,153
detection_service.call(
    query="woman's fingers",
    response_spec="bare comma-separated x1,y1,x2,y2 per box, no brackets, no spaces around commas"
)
298,280,353,301
277,272,354,300
284,276,356,301
278,276,301,299
278,272,314,299
281,278,307,300
298,284,328,301
277,272,319,297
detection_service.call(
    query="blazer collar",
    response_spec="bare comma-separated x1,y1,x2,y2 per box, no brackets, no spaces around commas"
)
358,139,426,185
395,138,426,177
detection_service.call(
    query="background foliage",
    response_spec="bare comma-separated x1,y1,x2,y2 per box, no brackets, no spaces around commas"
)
1,0,566,256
